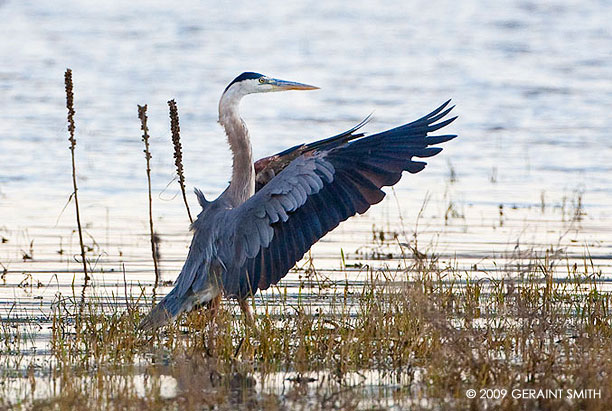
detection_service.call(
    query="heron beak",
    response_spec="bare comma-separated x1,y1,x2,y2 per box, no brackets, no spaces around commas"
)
269,78,319,91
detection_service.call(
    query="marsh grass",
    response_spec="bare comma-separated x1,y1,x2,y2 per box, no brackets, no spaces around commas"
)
2,247,612,410
63,68,88,284
138,104,161,292
168,99,193,224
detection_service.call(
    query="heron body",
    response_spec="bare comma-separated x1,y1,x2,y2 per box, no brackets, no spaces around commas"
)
139,72,457,330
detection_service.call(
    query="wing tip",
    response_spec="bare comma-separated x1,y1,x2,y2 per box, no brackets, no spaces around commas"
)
428,115,458,132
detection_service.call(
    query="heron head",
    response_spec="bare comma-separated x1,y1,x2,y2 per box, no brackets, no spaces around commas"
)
223,72,319,97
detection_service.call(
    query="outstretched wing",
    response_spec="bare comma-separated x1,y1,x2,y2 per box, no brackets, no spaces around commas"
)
217,100,457,298
254,114,372,191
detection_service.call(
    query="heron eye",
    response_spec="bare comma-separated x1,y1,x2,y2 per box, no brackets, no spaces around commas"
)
258,77,265,84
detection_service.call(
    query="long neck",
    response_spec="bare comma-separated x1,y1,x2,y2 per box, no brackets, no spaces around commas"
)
219,91,255,206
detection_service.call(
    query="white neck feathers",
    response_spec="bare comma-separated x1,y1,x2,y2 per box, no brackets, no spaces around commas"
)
218,88,255,206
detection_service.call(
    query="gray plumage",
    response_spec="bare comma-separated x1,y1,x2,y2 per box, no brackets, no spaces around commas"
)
139,72,457,330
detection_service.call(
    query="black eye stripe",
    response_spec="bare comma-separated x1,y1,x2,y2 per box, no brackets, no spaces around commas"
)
224,72,265,92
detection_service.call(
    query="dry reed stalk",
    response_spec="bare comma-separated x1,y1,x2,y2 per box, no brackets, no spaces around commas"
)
138,105,161,291
168,99,193,224
64,69,89,283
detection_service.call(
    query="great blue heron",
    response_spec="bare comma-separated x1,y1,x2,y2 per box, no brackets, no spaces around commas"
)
139,72,457,330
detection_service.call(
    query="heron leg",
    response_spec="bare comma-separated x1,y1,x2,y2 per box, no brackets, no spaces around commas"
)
207,293,223,319
235,298,260,359
238,297,255,326
205,293,223,354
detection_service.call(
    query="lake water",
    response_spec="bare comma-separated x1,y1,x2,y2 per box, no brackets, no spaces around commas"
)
1,0,611,406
